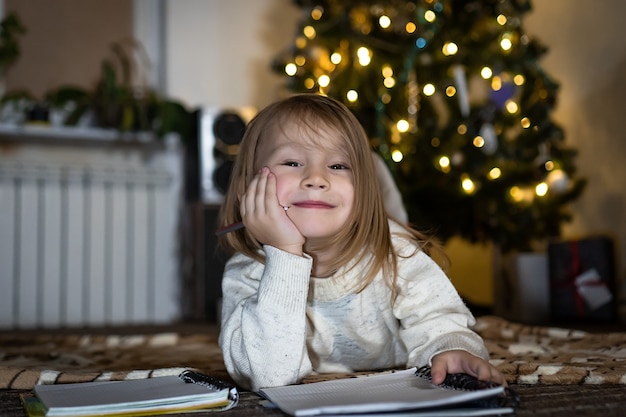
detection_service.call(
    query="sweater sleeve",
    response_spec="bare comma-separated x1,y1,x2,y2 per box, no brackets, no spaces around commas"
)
218,245,314,391
392,245,489,367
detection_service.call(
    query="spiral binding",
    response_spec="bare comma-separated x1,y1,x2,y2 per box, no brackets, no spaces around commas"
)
178,370,239,405
415,366,520,408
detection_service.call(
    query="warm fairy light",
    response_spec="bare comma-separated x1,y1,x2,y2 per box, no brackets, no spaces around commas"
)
405,22,417,33
488,167,501,180
424,10,436,22
381,93,391,104
521,117,531,128
311,6,323,20
303,25,316,39
391,150,404,162
473,135,485,148
304,78,315,89
295,55,306,66
514,74,525,85
480,67,493,79
505,99,519,114
285,63,297,76
500,34,513,51
457,124,467,134
379,15,391,29
491,76,502,91
535,182,548,196
318,74,330,87
346,90,358,102
461,175,476,193
438,156,450,173
496,14,507,25
545,160,555,171
383,65,395,88
442,42,458,56
397,119,410,133
510,186,523,202
296,37,307,49
445,86,456,97
431,137,440,147
357,47,371,66
423,83,435,96
330,52,342,65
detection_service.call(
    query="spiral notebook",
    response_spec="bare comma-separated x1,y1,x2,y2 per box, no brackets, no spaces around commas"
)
25,370,238,417
259,367,518,417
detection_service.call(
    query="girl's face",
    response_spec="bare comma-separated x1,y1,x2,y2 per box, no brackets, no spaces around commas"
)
255,121,355,242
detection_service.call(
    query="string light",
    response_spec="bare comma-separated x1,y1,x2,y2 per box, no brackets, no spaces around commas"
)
303,25,316,39
424,10,436,22
442,42,458,56
391,149,403,162
461,175,476,194
496,14,507,25
311,6,323,20
520,117,531,128
357,47,371,66
505,99,519,114
439,156,451,173
488,167,501,180
379,15,391,29
330,52,342,65
481,67,493,79
346,90,358,102
318,74,330,87
384,77,396,88
423,83,435,96
500,33,513,51
397,119,409,132
405,22,417,33
535,182,548,196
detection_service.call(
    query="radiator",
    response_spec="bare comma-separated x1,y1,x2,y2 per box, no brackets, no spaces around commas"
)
0,129,183,329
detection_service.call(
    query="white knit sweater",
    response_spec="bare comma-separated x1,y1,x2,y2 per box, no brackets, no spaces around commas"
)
218,221,488,391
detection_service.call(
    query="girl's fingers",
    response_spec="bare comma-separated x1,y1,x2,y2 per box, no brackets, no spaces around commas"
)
254,168,269,216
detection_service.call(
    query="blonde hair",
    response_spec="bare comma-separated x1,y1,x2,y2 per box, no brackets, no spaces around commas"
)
218,93,443,295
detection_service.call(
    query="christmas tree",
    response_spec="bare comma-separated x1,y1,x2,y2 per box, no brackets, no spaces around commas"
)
272,0,585,252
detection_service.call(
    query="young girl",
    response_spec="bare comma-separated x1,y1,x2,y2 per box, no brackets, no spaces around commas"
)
217,94,504,391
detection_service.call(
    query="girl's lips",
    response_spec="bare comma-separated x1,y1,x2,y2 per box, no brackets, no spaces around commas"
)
292,201,334,209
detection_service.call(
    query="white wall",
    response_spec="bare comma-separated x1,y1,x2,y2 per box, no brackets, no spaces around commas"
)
164,0,300,110
162,0,626,304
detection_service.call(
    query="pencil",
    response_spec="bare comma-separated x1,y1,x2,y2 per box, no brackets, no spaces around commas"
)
215,221,244,236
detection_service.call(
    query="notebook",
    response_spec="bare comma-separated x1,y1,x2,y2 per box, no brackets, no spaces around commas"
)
25,370,238,417
259,367,519,417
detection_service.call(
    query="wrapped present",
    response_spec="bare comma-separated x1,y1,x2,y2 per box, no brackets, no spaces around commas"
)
548,237,616,322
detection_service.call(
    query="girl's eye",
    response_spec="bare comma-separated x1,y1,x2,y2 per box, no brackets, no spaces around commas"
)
329,163,350,170
283,161,301,167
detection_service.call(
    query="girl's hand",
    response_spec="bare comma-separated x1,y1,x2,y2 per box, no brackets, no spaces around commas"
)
430,350,507,386
240,167,305,255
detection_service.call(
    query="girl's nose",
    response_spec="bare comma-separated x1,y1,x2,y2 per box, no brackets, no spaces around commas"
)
303,167,329,189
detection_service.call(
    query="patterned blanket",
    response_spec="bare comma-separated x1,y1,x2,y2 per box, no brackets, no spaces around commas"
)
1,316,625,389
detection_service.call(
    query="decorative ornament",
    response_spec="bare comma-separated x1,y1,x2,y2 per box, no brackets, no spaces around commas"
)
490,77,516,110
546,169,570,194
453,65,470,117
479,122,498,155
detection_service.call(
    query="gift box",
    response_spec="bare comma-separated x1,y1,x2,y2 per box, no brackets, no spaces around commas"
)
548,237,616,322
493,252,550,324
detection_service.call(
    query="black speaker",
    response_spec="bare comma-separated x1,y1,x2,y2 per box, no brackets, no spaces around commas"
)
193,107,255,204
